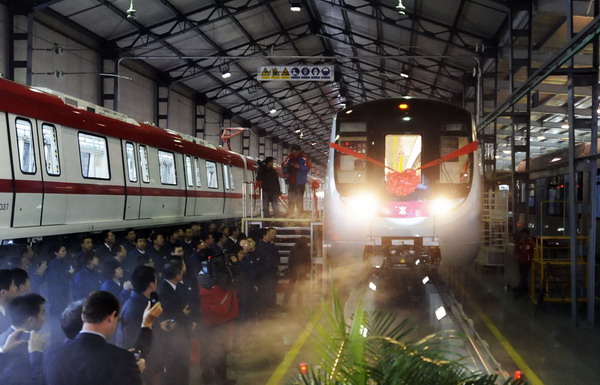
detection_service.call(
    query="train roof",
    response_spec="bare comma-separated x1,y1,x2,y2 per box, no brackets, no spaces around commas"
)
0,78,254,169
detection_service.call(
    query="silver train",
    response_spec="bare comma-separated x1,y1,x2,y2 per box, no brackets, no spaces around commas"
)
323,99,482,267
0,78,321,241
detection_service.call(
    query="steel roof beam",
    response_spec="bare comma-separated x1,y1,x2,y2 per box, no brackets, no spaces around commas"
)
319,21,471,84
318,0,489,53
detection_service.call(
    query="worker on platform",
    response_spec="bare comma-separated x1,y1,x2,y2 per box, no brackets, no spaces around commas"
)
514,228,535,299
256,156,281,218
283,145,312,218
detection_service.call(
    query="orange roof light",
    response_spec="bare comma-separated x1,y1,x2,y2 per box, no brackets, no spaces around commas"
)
399,103,409,110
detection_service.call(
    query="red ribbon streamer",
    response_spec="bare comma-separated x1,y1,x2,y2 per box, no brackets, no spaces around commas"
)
329,140,478,197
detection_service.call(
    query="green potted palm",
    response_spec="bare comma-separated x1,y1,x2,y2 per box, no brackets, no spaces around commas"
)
287,295,524,385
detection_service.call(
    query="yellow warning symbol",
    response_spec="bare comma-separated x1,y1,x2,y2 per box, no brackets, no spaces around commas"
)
261,68,270,77
400,258,406,264
272,68,280,76
282,68,290,76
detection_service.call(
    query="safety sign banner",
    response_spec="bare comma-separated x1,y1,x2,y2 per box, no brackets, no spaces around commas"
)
257,66,334,81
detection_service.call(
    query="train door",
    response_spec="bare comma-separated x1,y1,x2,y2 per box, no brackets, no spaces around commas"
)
137,145,151,219
223,164,233,214
198,160,224,215
0,113,13,231
184,155,196,216
193,157,203,216
8,115,43,227
123,142,141,220
38,123,67,225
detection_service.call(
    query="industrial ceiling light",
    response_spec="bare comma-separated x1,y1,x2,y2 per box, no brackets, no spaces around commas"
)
396,0,406,14
400,72,409,78
220,63,231,79
290,0,302,12
269,104,277,114
126,0,137,19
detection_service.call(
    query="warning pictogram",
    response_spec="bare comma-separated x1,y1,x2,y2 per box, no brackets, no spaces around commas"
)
257,65,333,81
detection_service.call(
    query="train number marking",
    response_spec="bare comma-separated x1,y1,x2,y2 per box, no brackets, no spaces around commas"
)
0,203,9,211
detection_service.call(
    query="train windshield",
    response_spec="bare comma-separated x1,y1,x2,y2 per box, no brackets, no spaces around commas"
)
384,134,422,182
333,100,474,201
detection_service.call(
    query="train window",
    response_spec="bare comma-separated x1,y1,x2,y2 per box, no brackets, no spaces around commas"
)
78,133,110,179
139,146,150,183
440,136,471,184
384,134,422,180
158,150,177,185
223,165,231,190
15,118,36,174
125,143,138,182
335,137,367,184
225,165,235,190
206,161,218,189
185,156,194,187
194,158,202,187
41,124,60,176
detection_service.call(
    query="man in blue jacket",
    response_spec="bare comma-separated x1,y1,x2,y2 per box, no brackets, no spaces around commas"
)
283,144,312,217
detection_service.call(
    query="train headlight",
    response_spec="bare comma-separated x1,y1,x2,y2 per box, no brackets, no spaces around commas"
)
430,197,461,215
343,193,379,219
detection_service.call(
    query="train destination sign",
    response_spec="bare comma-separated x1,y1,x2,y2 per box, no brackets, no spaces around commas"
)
257,65,334,81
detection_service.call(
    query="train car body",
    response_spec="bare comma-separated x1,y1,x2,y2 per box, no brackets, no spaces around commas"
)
324,99,482,267
0,78,320,240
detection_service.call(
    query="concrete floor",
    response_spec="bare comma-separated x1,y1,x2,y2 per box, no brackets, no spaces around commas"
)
442,252,600,385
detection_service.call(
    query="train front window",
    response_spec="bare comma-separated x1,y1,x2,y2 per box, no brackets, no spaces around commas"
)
440,136,471,185
335,137,367,185
385,134,422,180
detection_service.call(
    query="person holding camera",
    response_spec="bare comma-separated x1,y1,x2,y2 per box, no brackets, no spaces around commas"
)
283,144,312,218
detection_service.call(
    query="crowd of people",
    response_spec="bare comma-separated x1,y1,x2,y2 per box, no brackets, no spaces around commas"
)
0,221,312,385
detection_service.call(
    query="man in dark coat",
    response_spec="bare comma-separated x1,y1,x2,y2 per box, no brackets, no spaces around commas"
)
116,266,157,349
156,259,191,385
255,227,280,312
256,156,281,218
43,291,142,385
0,293,47,385
0,269,18,334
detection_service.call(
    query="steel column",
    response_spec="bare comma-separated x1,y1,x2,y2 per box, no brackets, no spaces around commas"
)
565,0,578,326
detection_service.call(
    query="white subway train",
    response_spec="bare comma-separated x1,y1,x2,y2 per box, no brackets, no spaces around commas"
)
324,99,482,267
0,78,320,241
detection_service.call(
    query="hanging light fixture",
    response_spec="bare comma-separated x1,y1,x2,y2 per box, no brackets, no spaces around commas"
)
290,0,302,12
396,0,406,14
219,62,231,79
126,0,137,19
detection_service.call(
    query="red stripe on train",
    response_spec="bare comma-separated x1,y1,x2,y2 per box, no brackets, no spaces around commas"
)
2,179,244,199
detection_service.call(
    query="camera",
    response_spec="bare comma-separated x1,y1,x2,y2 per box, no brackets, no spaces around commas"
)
149,292,159,307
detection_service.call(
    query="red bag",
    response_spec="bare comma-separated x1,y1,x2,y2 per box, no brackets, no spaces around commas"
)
200,285,239,326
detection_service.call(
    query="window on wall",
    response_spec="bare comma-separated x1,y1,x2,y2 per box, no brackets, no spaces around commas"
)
206,161,218,189
185,156,194,187
194,158,202,187
139,146,150,183
125,143,138,182
16,118,36,174
158,150,177,185
78,133,110,179
42,123,60,176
